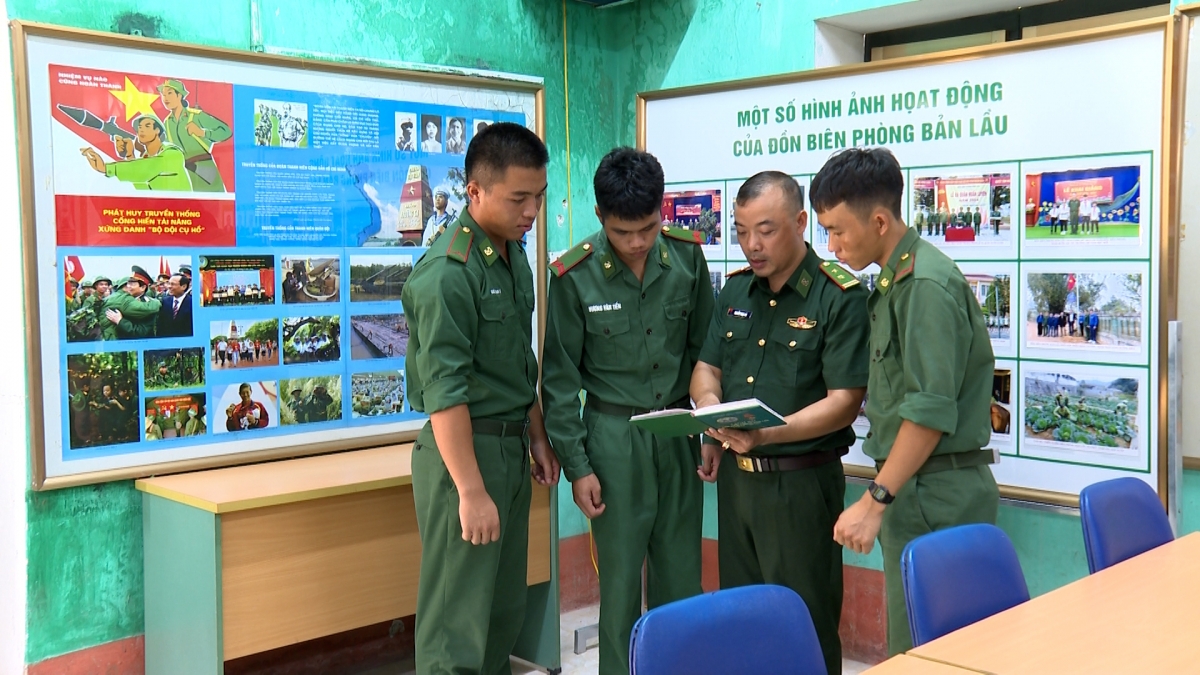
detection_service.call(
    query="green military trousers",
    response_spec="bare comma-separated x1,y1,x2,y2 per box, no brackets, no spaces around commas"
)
717,458,846,675
584,406,704,675
412,423,532,675
879,464,999,655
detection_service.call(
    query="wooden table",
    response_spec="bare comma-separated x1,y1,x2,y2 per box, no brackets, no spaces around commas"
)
863,654,985,674
137,444,558,675
910,532,1200,674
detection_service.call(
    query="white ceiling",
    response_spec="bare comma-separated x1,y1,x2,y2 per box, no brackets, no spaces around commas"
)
819,0,1061,34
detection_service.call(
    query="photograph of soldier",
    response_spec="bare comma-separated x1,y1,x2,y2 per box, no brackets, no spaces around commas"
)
283,315,341,364
281,256,340,304
422,189,458,246
210,319,279,370
157,78,231,192
1024,272,1142,352
144,393,207,441
280,376,342,426
420,114,443,153
253,100,308,148
1025,164,1142,242
143,348,206,392
198,255,276,307
80,114,191,191
213,381,277,434
349,255,413,302
396,112,417,151
473,119,492,137
710,271,724,299
350,313,408,360
1023,369,1140,456
66,257,190,342
446,118,467,154
351,371,405,418
67,351,139,449
661,187,722,246
909,171,1011,248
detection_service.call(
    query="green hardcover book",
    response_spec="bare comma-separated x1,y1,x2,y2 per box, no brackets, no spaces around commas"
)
628,398,786,437
628,409,709,437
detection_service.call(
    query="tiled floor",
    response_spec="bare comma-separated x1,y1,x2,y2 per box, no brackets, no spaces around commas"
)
365,604,872,674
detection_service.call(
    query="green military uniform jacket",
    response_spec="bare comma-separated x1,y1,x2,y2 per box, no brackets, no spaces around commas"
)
402,209,538,422
542,226,715,482
106,144,192,192
972,211,982,227
864,227,995,460
698,245,869,456
164,107,232,192
101,291,162,340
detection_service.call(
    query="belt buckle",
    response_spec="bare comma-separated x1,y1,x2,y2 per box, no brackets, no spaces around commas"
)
736,456,754,472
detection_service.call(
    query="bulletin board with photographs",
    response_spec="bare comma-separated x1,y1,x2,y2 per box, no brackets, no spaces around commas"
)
638,18,1174,504
13,23,544,488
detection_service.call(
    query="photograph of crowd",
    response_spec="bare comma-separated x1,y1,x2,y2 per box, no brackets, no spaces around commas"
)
66,351,140,449
352,371,405,418
63,255,192,342
143,348,206,392
282,256,340,304
144,393,207,441
210,318,279,370
350,313,408,360
350,255,413,302
662,187,722,246
213,381,278,435
1024,164,1142,241
1025,272,1143,352
283,315,341,364
199,255,275,307
280,375,342,426
965,272,1011,343
1023,369,1140,455
910,171,1011,247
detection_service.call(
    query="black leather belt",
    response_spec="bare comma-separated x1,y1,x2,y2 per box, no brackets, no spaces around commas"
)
874,449,995,475
735,446,848,473
587,395,691,419
471,418,529,437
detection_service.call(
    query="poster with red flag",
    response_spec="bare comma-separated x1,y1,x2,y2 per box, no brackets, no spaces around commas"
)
49,65,237,247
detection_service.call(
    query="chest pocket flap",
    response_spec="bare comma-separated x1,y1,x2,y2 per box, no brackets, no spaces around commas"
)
480,296,514,322
771,327,820,352
664,296,690,321
722,318,752,342
585,313,631,338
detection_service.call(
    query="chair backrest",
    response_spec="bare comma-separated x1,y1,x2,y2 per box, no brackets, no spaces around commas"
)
629,584,826,675
901,523,1030,647
1080,477,1174,574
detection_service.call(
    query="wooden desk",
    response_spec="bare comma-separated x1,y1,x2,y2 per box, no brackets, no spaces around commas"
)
137,444,558,675
910,532,1200,674
864,654,986,674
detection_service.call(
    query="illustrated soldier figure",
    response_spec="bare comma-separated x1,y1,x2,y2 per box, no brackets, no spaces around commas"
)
401,123,560,674
543,148,715,675
157,78,232,192
817,148,999,657
102,267,162,340
691,172,869,675
81,115,191,192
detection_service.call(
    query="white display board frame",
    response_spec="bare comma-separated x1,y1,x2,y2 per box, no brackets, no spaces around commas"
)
639,18,1179,506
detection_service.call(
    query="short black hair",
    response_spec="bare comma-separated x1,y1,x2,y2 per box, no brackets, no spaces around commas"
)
736,171,804,214
171,273,190,289
466,122,549,186
593,147,664,221
809,148,904,219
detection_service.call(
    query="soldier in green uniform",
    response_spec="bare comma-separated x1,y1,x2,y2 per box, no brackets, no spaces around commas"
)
157,79,232,192
1068,196,1081,235
401,122,560,675
691,172,869,675
81,115,192,192
542,148,714,675
972,206,982,237
102,267,162,340
912,207,925,237
815,148,999,656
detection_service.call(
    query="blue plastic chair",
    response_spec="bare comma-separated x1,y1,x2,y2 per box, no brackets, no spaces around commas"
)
1080,477,1174,574
901,523,1029,647
628,584,827,675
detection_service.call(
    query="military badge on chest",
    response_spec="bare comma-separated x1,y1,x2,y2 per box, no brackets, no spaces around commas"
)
787,316,817,330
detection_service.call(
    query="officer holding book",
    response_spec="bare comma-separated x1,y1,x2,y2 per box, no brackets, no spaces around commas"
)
690,171,869,675
542,147,715,675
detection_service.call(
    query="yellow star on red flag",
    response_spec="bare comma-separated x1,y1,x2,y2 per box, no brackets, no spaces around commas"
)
109,77,158,122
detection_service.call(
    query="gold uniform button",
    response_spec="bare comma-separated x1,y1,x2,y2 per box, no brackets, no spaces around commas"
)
758,339,766,347
461,226,471,233
789,340,796,347
747,376,755,384
582,243,592,251
901,253,910,260
726,331,733,338
769,299,777,307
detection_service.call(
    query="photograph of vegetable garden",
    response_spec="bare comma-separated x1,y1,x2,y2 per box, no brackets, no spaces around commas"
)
1023,369,1139,457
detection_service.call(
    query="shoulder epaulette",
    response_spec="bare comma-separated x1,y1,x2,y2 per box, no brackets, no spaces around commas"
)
727,266,752,277
446,225,474,264
893,251,915,282
818,260,860,290
661,225,704,245
550,241,594,277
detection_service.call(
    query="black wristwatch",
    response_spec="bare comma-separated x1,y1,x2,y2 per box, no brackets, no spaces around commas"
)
867,481,895,505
